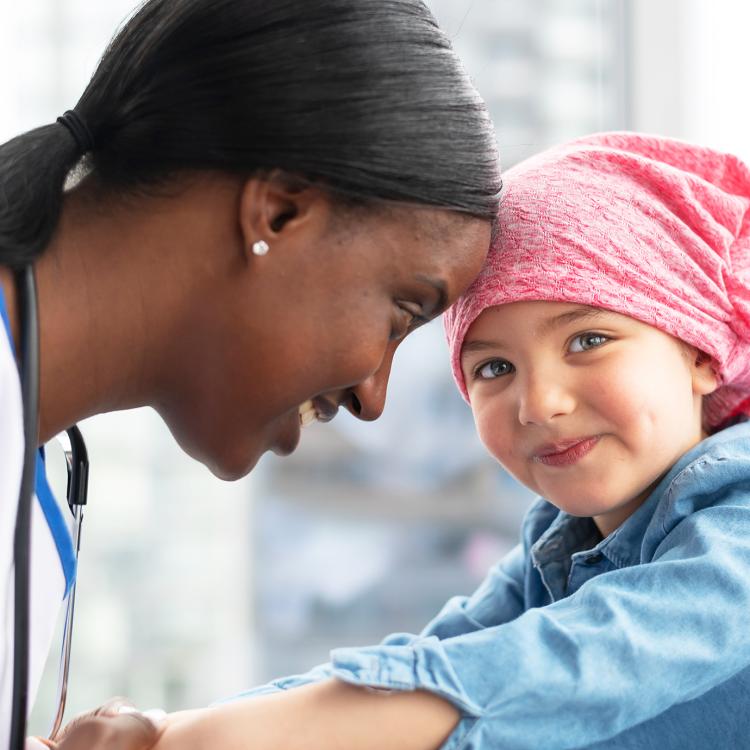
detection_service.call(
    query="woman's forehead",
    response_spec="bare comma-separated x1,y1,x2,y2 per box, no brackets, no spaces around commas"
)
358,207,490,295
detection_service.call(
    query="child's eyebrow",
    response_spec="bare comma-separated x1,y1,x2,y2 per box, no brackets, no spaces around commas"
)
539,306,608,335
461,306,609,359
461,339,501,356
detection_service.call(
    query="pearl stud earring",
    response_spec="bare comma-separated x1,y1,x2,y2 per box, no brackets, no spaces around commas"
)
252,240,270,256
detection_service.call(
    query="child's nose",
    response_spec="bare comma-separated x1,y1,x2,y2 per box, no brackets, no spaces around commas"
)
517,372,576,426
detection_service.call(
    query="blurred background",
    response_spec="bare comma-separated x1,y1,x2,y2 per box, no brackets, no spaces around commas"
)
0,0,748,733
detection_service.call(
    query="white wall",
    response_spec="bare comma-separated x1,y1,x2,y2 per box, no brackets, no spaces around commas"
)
629,0,750,162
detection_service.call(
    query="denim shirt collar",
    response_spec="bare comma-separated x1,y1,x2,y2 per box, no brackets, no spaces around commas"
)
531,421,750,572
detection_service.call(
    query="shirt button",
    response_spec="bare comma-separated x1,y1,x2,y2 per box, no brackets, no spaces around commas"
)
585,552,604,565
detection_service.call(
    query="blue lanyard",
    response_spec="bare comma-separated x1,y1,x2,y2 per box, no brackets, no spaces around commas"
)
0,285,76,595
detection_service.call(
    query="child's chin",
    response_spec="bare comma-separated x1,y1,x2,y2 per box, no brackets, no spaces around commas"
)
548,494,620,518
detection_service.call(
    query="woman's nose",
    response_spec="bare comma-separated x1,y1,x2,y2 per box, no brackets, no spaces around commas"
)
344,341,398,422
517,372,576,426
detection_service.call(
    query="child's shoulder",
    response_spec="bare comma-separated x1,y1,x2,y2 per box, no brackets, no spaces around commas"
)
642,420,750,555
659,420,750,511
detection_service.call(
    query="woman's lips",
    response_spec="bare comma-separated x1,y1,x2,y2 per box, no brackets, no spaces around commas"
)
298,397,339,427
298,399,318,427
272,398,340,457
532,436,601,467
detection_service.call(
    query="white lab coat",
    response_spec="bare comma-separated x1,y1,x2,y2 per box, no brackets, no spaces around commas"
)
0,293,74,748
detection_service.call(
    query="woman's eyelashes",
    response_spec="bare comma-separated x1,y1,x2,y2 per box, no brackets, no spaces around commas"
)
390,301,429,341
568,331,610,353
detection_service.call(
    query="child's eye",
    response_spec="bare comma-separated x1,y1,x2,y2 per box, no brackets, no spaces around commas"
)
569,332,609,353
475,358,514,379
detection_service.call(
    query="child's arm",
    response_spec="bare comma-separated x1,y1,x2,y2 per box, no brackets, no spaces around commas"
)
305,502,750,749
150,538,529,749
163,499,750,749
153,680,459,750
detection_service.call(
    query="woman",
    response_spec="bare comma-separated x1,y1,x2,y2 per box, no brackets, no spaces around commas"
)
0,0,500,748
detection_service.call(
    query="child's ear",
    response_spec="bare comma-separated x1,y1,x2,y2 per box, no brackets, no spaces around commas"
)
691,349,719,396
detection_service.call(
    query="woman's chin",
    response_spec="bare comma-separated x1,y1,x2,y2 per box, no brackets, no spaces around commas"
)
163,406,302,481
200,416,301,480
208,453,261,481
174,429,265,482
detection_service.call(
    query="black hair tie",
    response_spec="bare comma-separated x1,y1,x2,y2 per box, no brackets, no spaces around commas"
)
56,109,95,154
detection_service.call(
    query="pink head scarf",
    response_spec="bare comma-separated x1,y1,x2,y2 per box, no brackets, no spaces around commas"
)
444,132,750,430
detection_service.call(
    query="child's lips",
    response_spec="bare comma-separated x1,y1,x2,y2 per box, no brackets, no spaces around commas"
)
532,435,602,467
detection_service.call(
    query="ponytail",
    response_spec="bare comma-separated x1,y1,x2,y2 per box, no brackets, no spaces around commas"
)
0,0,501,270
0,123,87,269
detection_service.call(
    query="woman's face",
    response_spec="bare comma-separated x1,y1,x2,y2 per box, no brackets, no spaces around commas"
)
162,200,490,479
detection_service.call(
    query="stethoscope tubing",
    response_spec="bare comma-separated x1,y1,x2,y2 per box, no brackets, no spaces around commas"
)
9,264,40,750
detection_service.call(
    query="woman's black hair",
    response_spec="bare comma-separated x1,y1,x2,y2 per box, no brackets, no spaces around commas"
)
0,0,501,269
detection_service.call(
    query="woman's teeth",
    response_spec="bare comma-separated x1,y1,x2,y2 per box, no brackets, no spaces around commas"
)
298,400,318,427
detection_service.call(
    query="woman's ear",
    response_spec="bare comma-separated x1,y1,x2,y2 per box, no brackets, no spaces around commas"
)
691,349,720,396
237,172,328,254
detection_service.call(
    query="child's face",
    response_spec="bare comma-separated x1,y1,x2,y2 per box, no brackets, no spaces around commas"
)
461,301,718,535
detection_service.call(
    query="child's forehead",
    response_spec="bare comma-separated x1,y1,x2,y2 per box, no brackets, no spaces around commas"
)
446,133,750,426
462,302,620,351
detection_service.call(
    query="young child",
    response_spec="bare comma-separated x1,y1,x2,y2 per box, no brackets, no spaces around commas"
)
152,133,750,750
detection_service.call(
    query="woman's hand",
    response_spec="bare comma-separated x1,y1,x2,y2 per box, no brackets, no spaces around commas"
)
26,698,164,750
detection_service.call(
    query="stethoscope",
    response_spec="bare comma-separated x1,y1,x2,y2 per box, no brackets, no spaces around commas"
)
8,265,89,750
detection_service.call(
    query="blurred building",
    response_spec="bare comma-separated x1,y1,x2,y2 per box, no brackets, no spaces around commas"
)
430,0,630,166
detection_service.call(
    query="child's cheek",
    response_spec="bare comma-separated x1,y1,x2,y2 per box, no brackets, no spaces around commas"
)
586,369,636,417
473,400,517,468
585,357,662,440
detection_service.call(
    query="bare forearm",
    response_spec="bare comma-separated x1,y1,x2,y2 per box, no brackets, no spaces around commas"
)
154,678,459,750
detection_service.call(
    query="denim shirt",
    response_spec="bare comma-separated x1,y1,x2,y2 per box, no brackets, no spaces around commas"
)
236,422,750,749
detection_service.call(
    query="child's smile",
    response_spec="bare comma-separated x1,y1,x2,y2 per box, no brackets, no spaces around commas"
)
530,434,601,466
461,301,719,536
